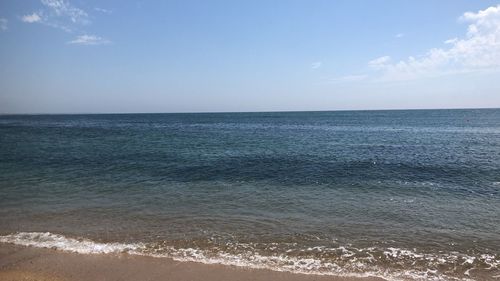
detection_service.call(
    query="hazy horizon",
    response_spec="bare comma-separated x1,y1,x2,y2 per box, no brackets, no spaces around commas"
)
1,106,500,116
1,1,500,114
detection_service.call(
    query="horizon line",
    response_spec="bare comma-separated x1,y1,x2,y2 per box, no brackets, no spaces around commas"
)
1,106,499,116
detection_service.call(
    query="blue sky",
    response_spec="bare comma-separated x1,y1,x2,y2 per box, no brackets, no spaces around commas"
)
1,0,499,113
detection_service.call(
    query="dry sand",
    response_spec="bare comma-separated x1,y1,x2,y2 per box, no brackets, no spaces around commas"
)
0,243,386,281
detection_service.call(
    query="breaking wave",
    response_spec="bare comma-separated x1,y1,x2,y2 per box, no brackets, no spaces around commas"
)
1,232,499,281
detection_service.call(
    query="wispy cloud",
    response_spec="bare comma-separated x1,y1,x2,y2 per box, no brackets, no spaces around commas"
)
395,33,404,38
68,34,111,45
333,4,500,83
41,0,89,24
21,13,42,23
0,18,7,31
372,4,500,81
311,61,322,69
368,56,391,69
20,1,111,46
21,0,90,32
94,7,112,14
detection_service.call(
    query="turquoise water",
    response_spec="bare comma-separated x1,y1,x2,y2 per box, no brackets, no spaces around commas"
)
1,109,499,280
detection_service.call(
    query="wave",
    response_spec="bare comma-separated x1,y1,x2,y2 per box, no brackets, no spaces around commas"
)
0,232,144,254
1,232,498,281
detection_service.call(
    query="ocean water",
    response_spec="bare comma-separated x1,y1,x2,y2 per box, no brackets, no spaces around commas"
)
0,109,499,280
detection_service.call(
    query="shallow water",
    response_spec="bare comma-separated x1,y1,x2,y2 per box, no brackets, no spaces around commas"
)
1,109,499,280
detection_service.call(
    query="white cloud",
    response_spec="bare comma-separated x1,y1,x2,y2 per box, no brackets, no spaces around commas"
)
21,0,90,32
94,7,112,14
372,4,500,81
0,18,7,31
444,38,458,44
368,56,391,69
20,1,112,45
68,34,111,45
41,0,89,24
311,61,322,69
395,33,404,38
22,13,42,23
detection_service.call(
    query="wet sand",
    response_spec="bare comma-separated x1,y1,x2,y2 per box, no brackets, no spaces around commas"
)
0,243,385,281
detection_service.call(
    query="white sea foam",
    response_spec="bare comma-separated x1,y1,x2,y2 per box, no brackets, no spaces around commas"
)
0,232,144,254
1,232,497,281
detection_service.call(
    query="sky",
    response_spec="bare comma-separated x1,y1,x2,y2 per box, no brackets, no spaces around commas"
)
0,0,500,114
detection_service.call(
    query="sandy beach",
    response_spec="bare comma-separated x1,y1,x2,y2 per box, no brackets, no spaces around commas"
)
0,243,385,281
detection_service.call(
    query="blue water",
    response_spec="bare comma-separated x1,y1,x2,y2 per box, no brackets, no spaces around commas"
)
1,109,499,280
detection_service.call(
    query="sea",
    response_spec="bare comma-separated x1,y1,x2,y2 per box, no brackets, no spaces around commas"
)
0,109,499,280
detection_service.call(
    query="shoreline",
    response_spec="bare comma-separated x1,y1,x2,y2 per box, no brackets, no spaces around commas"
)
0,243,386,281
